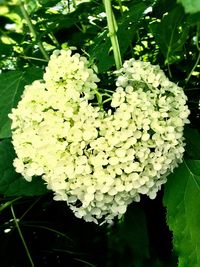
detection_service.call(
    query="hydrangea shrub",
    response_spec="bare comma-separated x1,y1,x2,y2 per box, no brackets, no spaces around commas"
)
9,49,190,224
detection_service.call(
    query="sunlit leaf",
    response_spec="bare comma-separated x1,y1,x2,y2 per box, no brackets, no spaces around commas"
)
164,160,200,267
178,0,200,14
150,5,188,64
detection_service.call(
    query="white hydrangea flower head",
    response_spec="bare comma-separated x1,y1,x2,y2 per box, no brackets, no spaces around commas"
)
43,49,99,100
9,52,190,225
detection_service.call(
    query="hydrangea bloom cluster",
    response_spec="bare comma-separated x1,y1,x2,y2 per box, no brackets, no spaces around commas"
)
9,50,190,224
44,49,99,101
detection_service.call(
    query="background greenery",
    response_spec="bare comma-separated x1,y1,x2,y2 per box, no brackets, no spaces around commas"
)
0,0,200,266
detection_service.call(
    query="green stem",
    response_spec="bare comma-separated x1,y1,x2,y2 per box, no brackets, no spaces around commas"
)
19,197,41,221
11,205,35,267
23,224,74,243
72,0,77,8
186,52,200,83
48,32,59,47
103,97,112,104
186,23,200,83
103,0,122,70
167,62,172,79
101,88,114,93
19,55,48,62
117,0,123,15
94,89,103,110
102,92,112,97
19,0,49,61
0,197,21,213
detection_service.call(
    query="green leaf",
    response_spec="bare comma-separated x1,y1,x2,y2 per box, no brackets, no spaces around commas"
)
150,5,188,64
153,0,177,18
0,139,48,196
178,0,200,14
7,32,24,44
184,127,200,160
108,204,149,266
38,0,60,7
0,67,43,138
187,12,200,24
163,160,200,267
186,160,200,176
0,43,13,56
89,0,157,72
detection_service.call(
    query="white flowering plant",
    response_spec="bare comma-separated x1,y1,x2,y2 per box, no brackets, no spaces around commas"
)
0,0,200,266
9,49,190,224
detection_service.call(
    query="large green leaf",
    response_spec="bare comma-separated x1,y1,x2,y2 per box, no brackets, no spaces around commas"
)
178,0,200,14
150,5,188,64
0,67,43,138
163,160,200,267
89,0,157,72
108,204,149,266
0,139,48,196
184,127,200,159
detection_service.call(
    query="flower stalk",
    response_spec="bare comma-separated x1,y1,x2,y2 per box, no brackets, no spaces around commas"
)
186,23,200,83
19,0,49,61
103,0,122,70
11,205,35,267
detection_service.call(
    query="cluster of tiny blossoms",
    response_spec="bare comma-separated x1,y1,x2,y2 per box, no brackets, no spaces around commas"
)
9,50,190,224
